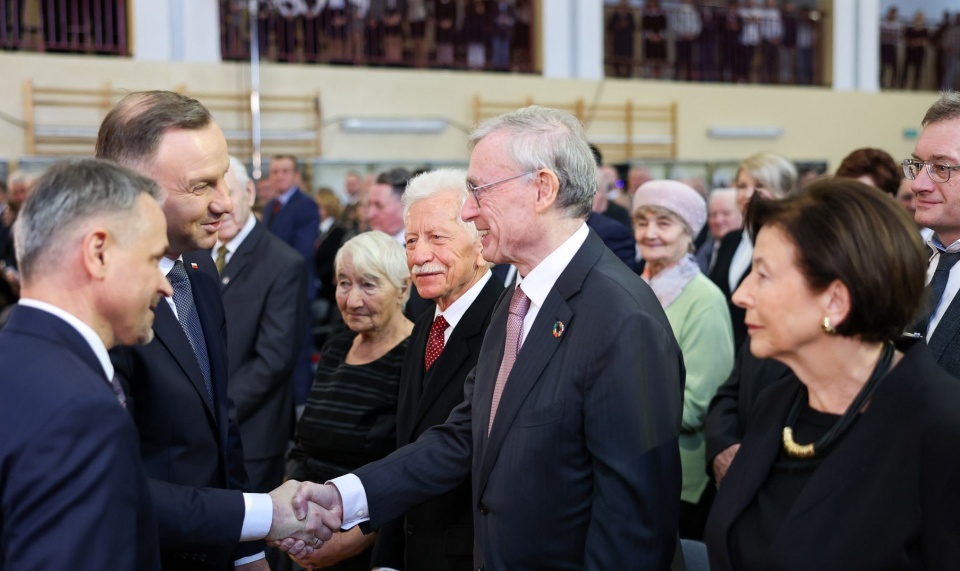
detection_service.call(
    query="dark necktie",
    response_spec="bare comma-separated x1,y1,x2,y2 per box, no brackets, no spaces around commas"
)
424,315,449,371
109,374,126,408
489,286,530,435
167,260,215,405
215,245,229,275
269,200,281,228
922,250,960,335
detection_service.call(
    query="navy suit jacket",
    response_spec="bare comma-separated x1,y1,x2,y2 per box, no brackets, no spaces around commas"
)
586,212,637,272
111,253,261,570
371,274,504,571
1,306,159,570
355,229,685,570
261,187,320,299
221,222,307,475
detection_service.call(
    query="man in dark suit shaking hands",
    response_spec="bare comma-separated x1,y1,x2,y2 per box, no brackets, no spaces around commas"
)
0,160,171,570
370,168,503,570
289,106,686,570
96,91,335,570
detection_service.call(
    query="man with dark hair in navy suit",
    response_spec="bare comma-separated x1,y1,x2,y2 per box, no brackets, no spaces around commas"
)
261,154,319,407
97,91,335,570
0,159,169,570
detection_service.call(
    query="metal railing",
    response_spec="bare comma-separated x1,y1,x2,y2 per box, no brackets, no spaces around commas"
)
604,2,825,86
220,0,537,73
0,0,127,55
880,14,960,91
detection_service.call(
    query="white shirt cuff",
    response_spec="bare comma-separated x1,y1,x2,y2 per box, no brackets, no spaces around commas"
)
240,492,274,541
234,552,266,566
329,473,370,529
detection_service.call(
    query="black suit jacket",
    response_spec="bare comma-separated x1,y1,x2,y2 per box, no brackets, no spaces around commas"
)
354,230,685,570
704,342,790,468
708,229,749,349
111,253,261,570
705,340,960,570
371,274,503,571
221,222,308,479
1,307,159,570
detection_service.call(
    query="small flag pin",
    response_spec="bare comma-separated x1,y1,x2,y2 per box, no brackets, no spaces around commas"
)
190,262,199,269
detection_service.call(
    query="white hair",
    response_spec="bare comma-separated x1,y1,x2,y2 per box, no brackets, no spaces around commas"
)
401,168,479,241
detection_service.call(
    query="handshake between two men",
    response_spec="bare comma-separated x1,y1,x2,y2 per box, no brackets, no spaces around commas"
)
269,480,347,557
267,481,345,558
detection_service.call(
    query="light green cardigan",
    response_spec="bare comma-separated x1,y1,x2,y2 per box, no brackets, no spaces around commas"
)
663,273,735,504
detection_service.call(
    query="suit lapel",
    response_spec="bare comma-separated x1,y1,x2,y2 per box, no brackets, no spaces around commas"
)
220,223,262,292
152,300,217,420
397,313,432,442
927,291,960,361
477,232,602,488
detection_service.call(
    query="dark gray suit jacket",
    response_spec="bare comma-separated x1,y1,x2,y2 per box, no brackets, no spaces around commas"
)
371,274,503,571
220,221,307,476
354,229,685,570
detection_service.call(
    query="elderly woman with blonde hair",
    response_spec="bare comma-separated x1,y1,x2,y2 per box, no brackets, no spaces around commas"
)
286,230,413,570
633,180,735,539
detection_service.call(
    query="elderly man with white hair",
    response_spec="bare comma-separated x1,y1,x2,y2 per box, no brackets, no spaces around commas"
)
695,188,742,273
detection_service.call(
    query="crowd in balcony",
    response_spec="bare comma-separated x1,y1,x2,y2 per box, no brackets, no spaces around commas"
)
0,0,127,54
606,0,821,86
221,0,534,72
881,7,960,91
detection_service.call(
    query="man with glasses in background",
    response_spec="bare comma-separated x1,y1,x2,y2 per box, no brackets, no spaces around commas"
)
904,91,960,378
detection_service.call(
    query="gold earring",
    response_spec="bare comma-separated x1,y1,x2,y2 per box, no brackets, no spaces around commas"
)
821,316,836,335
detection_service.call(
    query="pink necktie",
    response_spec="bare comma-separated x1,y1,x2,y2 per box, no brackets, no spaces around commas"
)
424,315,449,371
488,286,530,435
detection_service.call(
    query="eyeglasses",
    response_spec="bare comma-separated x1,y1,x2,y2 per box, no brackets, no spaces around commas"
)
902,159,960,184
466,171,537,205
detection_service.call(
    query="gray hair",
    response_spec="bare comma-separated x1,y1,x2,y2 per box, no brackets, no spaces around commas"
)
335,231,411,305
14,159,164,282
922,91,960,127
736,152,797,199
709,188,738,204
401,168,479,241
6,170,39,188
468,105,596,219
228,156,250,188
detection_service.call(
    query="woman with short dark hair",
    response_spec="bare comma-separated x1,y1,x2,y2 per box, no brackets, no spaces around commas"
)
705,178,960,569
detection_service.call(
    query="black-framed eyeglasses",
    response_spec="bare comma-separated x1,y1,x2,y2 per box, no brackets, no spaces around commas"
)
466,171,537,205
902,159,960,184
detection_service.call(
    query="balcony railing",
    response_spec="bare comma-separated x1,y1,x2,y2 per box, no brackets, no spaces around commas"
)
221,0,536,73
0,0,127,55
880,13,960,91
604,2,826,86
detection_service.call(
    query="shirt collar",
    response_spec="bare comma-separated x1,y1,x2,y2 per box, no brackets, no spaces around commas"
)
18,298,114,381
515,223,589,311
215,215,256,255
433,270,493,331
277,185,299,206
929,234,960,255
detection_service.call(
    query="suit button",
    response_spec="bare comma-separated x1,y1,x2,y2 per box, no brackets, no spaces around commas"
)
405,523,414,535
478,503,489,515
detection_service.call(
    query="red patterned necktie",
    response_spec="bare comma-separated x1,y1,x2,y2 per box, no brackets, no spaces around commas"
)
488,286,530,435
424,315,449,371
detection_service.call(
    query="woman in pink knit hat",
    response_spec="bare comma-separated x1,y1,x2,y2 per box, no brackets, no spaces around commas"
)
633,179,735,540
